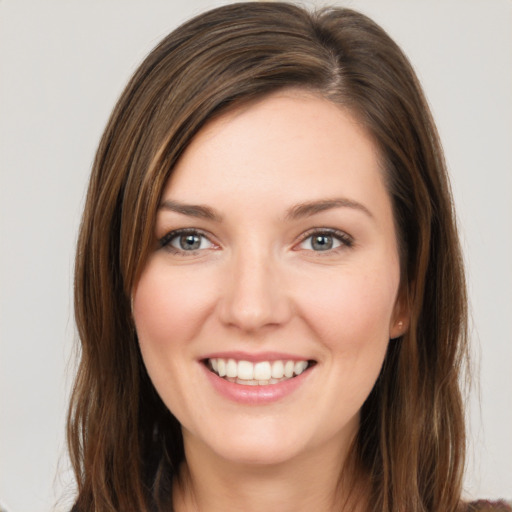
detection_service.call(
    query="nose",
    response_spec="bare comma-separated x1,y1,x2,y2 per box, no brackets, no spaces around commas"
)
217,244,293,332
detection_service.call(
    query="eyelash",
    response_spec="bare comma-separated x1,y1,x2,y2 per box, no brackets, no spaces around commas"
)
158,227,354,255
159,228,215,254
295,228,354,254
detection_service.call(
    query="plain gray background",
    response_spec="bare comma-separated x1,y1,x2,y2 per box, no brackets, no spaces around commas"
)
1,1,511,510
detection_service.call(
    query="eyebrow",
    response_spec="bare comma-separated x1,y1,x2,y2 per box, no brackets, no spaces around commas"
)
285,198,374,221
158,197,373,222
159,200,223,222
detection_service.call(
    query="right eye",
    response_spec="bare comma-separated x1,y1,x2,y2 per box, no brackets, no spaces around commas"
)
159,229,215,254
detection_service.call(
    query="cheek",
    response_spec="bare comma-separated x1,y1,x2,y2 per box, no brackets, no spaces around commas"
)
132,260,216,416
298,265,397,414
295,263,399,351
133,260,213,350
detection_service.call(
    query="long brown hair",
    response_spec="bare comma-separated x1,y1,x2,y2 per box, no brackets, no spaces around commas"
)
68,3,468,511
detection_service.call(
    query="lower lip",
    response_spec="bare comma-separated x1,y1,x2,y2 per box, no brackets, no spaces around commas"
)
201,364,312,404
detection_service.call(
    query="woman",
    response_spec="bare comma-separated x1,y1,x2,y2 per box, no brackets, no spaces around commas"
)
67,2,510,511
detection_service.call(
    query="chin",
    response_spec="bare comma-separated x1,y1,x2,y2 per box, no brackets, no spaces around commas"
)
187,422,310,467
216,441,302,467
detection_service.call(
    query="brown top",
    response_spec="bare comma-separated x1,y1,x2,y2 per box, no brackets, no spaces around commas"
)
68,500,512,511
68,499,512,511
467,501,512,511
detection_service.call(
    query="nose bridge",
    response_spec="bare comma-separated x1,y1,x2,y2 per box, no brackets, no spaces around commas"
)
219,239,290,331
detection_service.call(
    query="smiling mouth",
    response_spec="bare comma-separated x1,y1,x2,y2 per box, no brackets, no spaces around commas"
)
204,358,315,386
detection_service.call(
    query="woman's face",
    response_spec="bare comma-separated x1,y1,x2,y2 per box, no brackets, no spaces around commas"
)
133,91,405,467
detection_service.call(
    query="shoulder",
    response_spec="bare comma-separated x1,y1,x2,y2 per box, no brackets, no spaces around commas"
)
465,501,512,511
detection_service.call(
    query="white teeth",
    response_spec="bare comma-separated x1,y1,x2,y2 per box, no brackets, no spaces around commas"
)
226,359,237,378
217,358,226,377
237,360,254,380
271,360,284,379
254,361,271,380
284,360,295,378
236,378,258,386
208,357,311,385
294,361,308,375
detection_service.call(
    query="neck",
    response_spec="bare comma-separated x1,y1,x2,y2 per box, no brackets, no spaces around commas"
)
173,432,366,512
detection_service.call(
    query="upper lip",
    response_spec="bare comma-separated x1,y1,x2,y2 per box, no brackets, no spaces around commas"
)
201,351,314,363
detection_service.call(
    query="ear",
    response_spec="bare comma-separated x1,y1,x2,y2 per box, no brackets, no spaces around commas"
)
389,286,410,340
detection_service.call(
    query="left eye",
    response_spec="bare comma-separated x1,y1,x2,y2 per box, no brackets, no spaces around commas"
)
160,230,214,252
298,231,351,252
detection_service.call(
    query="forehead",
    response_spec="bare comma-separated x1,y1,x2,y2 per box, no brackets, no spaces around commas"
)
162,90,387,215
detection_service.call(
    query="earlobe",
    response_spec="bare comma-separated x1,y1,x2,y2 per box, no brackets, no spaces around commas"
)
390,318,406,339
389,317,408,340
389,288,410,339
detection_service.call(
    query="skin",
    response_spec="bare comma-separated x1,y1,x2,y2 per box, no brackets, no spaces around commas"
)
133,90,407,512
